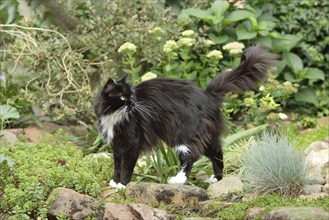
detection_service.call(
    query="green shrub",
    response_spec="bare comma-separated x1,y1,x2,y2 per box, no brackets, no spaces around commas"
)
0,0,180,123
0,131,113,218
177,0,326,118
250,0,329,117
242,132,308,196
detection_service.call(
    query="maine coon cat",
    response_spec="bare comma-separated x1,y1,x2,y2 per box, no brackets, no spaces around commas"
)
93,45,277,189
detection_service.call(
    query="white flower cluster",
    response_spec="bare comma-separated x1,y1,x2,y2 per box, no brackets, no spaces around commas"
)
118,42,137,54
206,50,223,60
181,30,195,37
177,37,195,47
163,40,178,53
141,72,157,82
228,0,245,9
203,39,215,46
149,27,165,35
223,42,245,54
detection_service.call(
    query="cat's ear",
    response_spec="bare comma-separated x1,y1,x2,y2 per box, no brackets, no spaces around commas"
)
103,78,116,94
118,74,130,84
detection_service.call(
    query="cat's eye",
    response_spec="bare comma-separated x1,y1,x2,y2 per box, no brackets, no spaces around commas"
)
120,96,126,101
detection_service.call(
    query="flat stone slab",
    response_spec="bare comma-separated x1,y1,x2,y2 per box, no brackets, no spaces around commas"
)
125,182,208,208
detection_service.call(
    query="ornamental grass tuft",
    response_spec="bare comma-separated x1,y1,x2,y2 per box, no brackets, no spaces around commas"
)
242,132,308,196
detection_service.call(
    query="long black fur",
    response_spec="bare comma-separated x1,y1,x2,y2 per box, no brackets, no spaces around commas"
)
93,45,277,186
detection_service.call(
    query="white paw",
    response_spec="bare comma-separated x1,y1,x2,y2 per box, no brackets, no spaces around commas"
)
109,179,117,188
168,172,187,185
116,183,126,189
204,175,218,183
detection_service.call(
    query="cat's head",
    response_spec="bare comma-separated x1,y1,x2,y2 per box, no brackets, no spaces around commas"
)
93,75,134,118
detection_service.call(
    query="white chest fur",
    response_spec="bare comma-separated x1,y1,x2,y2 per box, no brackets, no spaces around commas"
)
100,107,128,144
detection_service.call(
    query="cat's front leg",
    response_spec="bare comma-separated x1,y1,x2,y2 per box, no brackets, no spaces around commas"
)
119,147,140,187
109,152,121,188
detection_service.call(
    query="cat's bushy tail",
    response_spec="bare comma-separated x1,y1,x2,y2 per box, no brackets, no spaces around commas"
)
205,45,277,103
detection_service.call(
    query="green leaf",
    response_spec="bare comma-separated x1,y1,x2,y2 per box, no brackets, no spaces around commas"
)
272,34,301,52
294,88,318,105
211,0,229,16
304,68,325,81
257,37,273,48
6,5,16,24
0,104,20,121
284,72,296,82
236,25,257,40
184,71,197,80
208,34,228,44
223,124,268,148
184,8,211,20
225,10,254,24
164,64,171,72
284,52,303,72
0,154,15,167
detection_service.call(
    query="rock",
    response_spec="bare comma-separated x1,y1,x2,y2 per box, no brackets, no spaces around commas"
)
125,182,208,208
304,141,329,155
0,129,23,146
317,116,329,126
47,187,102,219
262,207,329,220
130,204,174,220
24,126,46,142
103,203,173,220
304,141,329,177
195,171,210,182
321,184,329,194
207,176,244,199
242,193,257,202
24,122,87,143
305,175,326,185
100,187,121,202
304,184,322,194
103,203,135,220
93,152,111,158
244,207,265,220
321,162,329,184
324,136,329,143
299,192,328,200
198,200,232,216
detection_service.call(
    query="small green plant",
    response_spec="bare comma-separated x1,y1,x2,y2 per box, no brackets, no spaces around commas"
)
216,193,329,220
0,130,113,218
242,132,308,196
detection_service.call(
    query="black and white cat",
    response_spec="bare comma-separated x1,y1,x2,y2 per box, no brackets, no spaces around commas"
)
93,45,276,189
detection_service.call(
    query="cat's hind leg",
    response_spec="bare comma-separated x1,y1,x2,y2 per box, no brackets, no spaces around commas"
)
168,144,198,185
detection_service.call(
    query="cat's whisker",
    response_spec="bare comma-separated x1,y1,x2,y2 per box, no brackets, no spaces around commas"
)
104,105,112,112
134,103,154,119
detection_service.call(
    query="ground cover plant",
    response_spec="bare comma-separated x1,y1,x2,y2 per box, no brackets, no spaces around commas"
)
0,131,113,219
215,193,329,220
